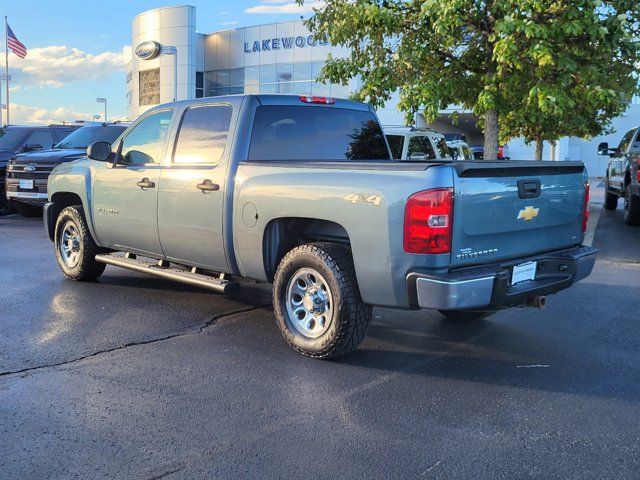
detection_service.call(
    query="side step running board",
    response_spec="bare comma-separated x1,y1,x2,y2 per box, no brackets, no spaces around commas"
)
95,253,239,294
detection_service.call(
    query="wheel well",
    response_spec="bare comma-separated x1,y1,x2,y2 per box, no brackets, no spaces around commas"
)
50,192,83,224
263,218,350,281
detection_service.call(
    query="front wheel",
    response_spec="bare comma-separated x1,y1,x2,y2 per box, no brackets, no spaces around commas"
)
54,205,106,281
439,309,496,321
0,195,15,216
623,185,640,226
273,243,372,359
14,202,43,218
604,187,618,211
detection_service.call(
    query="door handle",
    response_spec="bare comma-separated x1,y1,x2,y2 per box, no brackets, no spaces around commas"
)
136,178,156,189
196,179,220,192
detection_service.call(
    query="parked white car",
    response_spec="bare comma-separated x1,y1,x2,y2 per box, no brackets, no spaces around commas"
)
384,127,452,161
446,140,475,161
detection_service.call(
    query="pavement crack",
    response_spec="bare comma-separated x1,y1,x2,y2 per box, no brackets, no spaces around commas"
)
146,465,185,480
0,304,270,379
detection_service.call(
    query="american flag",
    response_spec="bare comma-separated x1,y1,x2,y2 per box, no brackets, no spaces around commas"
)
7,24,27,59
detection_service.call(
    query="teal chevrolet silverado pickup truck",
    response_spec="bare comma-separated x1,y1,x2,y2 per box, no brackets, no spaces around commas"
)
43,94,596,358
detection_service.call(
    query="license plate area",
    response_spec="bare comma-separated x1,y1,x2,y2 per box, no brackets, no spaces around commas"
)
19,179,34,190
511,261,537,285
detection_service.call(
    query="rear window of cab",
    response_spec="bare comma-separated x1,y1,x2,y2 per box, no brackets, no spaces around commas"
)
248,105,390,161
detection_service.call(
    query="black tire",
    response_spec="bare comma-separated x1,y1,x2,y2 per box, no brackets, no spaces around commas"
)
14,202,43,218
273,242,372,359
439,309,495,321
0,195,15,216
604,187,618,211
623,184,640,226
54,205,106,281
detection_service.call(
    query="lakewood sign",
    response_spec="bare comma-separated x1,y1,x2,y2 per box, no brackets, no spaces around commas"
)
244,35,328,53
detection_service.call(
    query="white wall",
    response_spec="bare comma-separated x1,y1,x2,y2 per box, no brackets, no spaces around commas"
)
129,6,198,119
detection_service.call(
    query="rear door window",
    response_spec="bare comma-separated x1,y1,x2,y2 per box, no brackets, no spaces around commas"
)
385,134,405,159
408,135,436,159
248,105,389,161
173,105,232,165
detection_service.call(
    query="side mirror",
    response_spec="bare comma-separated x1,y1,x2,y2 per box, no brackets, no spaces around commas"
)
87,141,112,162
408,152,427,161
22,144,43,153
597,142,609,155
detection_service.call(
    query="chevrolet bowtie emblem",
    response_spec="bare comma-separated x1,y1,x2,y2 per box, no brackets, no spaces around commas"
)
518,206,539,221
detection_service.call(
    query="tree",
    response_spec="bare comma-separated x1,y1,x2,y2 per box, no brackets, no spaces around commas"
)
496,1,640,159
300,0,640,160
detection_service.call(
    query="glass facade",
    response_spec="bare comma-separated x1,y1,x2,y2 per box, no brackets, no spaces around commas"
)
204,61,352,99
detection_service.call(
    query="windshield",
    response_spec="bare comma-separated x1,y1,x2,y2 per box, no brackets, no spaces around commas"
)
0,127,30,151
55,125,126,149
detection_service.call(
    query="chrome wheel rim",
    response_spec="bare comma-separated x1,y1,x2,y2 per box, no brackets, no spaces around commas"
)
285,268,333,339
59,220,81,268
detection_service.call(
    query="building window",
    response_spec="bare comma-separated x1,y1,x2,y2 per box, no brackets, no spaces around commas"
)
139,68,160,106
196,72,204,98
202,61,350,99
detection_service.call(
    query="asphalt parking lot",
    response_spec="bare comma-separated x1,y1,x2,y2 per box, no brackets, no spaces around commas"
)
1,182,639,479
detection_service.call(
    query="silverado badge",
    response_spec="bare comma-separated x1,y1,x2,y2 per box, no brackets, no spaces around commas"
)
517,206,539,221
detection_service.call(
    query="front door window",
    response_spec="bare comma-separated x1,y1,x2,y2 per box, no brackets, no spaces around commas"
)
120,110,173,165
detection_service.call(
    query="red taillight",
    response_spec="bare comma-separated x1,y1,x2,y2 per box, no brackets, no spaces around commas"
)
637,158,640,182
299,95,335,104
581,182,590,233
404,188,453,254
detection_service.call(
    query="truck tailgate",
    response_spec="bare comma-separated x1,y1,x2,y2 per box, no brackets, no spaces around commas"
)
450,161,587,267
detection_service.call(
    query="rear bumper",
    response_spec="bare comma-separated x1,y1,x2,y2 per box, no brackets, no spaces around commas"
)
407,246,597,310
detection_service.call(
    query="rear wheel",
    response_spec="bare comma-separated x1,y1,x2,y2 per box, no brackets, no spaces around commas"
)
14,202,43,218
604,187,618,211
54,205,106,281
273,242,372,359
623,184,640,226
439,309,495,321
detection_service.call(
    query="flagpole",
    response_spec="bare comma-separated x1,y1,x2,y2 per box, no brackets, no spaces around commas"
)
5,16,9,125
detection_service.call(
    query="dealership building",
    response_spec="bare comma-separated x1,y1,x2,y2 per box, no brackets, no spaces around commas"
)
128,5,639,176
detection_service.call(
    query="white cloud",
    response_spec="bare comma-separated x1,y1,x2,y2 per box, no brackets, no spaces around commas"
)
9,45,131,89
10,103,94,125
245,1,324,14
220,20,239,26
9,103,129,125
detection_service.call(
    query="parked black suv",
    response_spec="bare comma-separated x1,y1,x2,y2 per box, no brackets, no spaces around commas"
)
6,122,129,217
0,124,79,215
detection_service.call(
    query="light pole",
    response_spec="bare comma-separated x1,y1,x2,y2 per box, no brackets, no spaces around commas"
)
161,46,178,102
96,97,107,122
0,74,11,126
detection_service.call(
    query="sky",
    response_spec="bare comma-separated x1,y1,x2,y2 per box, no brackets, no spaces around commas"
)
0,0,323,125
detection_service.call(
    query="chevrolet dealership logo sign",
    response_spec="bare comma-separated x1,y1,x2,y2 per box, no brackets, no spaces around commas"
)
517,206,540,221
244,36,328,53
